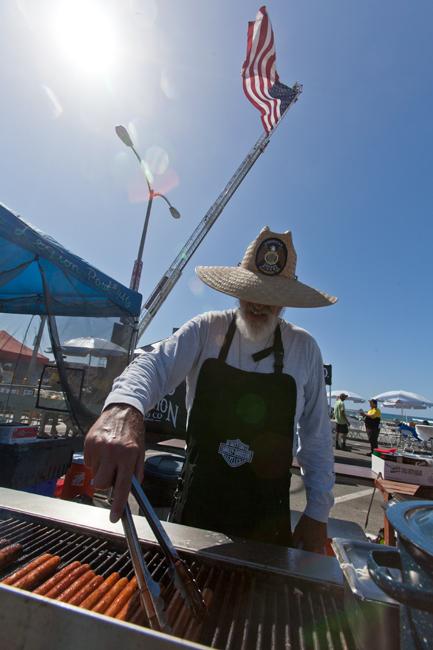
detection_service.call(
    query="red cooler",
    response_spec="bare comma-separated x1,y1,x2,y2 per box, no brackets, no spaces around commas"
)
61,453,94,500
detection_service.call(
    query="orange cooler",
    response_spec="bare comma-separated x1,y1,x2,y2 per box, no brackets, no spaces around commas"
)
61,453,94,499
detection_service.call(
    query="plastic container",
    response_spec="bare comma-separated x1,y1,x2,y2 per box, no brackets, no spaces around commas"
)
142,453,184,508
61,453,94,500
54,477,64,498
0,423,38,444
23,478,57,497
0,438,73,489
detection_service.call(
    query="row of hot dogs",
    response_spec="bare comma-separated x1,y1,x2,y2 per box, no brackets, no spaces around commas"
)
0,537,213,639
0,541,145,624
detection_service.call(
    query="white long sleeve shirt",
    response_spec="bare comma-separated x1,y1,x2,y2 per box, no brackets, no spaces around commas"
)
105,309,335,522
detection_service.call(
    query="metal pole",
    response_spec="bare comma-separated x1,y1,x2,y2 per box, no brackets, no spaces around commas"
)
117,132,180,360
129,191,154,292
127,189,154,361
27,316,47,384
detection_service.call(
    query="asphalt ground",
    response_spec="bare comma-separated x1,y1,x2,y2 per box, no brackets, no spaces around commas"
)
290,438,384,541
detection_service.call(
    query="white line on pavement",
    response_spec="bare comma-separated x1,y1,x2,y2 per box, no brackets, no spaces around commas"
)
334,488,375,504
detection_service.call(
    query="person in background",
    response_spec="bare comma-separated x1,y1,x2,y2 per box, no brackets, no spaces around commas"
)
84,227,337,554
334,393,350,450
360,399,381,455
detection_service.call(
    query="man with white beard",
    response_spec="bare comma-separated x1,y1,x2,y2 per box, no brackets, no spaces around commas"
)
85,227,337,553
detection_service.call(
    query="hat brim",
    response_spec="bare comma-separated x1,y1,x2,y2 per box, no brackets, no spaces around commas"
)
196,266,337,308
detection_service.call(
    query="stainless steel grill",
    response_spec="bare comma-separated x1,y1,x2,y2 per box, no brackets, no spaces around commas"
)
0,489,356,650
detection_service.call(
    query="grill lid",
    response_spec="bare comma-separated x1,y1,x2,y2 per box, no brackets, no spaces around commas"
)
387,499,433,557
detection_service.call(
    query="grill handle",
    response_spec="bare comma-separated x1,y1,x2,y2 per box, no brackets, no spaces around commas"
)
368,549,433,612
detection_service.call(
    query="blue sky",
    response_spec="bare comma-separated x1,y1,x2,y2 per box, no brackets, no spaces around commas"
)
1,0,433,415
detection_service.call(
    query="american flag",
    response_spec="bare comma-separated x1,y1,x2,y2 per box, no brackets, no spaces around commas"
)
242,6,297,133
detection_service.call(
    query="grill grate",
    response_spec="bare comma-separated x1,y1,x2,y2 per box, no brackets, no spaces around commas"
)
0,511,355,650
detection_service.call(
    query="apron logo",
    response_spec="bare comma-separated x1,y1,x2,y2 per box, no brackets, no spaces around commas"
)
218,439,254,468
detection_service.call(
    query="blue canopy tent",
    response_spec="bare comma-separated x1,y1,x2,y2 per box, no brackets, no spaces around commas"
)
0,203,141,318
0,203,142,434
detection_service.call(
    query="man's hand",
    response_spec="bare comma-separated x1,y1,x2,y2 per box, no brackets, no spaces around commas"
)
292,514,328,554
84,404,145,523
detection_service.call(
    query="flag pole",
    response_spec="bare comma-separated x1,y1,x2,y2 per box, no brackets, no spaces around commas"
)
137,83,303,341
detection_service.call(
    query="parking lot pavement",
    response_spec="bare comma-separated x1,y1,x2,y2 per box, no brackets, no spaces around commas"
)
289,473,384,540
291,434,388,540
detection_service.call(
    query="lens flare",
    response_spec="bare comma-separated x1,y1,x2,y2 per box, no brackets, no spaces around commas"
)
42,85,63,119
160,68,177,99
145,146,169,176
188,276,205,297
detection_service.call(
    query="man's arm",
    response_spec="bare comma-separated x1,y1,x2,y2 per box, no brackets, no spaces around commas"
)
104,316,205,415
294,339,335,553
84,315,206,522
84,404,145,522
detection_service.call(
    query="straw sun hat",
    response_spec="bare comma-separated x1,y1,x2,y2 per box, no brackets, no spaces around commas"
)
196,227,337,308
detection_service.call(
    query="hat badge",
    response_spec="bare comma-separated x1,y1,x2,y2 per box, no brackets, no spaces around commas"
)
264,245,279,266
255,237,287,276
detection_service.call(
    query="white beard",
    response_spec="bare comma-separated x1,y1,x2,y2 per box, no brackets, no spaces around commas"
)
236,306,280,342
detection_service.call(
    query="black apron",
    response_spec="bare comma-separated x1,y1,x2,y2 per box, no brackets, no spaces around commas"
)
170,316,297,546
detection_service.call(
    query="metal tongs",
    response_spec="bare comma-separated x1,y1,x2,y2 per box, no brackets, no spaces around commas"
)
121,476,206,632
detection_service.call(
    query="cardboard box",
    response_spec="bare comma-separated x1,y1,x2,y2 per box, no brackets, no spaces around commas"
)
0,424,38,444
372,454,433,486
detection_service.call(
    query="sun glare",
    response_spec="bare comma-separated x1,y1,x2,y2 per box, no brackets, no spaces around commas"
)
52,0,118,76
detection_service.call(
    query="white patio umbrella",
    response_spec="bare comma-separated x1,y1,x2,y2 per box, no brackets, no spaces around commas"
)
374,390,433,418
331,390,366,404
62,337,128,361
382,399,428,410
373,390,433,408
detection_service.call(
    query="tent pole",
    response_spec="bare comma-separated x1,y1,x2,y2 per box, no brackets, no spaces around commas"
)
27,316,47,385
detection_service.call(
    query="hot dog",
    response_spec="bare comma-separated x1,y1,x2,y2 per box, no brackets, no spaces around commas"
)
79,572,120,610
0,544,23,570
114,589,140,621
68,574,104,607
0,538,11,549
12,555,61,590
34,561,81,595
2,553,53,585
57,569,96,603
44,563,90,599
104,577,138,618
92,576,129,614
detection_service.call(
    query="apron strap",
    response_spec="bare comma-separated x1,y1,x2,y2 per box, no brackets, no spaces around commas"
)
252,324,284,374
273,325,284,374
220,316,285,374
218,316,237,362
